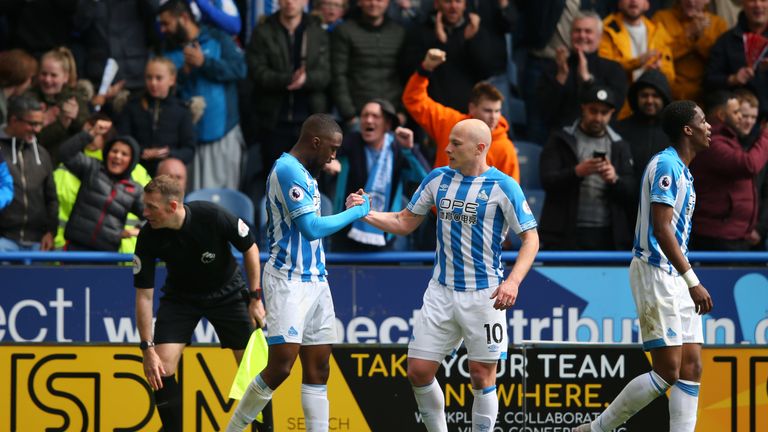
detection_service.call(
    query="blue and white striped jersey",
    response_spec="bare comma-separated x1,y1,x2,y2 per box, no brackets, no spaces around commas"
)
265,153,326,282
408,167,537,291
633,147,696,274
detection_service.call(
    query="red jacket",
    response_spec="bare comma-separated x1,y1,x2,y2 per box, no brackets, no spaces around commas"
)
690,122,768,240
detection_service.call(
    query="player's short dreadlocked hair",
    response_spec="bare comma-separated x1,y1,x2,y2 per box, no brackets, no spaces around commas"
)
300,113,342,140
145,175,185,203
661,100,698,143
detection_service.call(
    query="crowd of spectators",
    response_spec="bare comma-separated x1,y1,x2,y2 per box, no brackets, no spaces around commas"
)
0,0,766,253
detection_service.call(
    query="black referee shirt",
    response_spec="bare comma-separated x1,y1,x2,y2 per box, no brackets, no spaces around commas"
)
133,201,255,299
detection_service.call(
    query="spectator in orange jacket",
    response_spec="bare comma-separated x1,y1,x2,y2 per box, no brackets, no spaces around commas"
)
652,0,727,102
600,0,675,89
402,49,520,182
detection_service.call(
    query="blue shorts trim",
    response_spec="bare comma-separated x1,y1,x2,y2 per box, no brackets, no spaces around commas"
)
267,335,287,345
642,338,668,351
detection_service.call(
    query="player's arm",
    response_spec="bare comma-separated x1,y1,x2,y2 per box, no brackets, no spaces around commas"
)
242,243,265,328
491,228,539,310
651,203,713,314
293,195,370,241
135,286,166,390
363,208,425,236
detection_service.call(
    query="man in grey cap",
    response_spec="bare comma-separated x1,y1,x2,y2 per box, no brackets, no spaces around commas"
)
538,83,637,250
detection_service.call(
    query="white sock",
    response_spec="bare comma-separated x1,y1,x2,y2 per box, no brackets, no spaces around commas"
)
591,371,670,432
471,385,498,432
412,380,448,432
302,384,330,432
669,380,700,432
226,374,274,432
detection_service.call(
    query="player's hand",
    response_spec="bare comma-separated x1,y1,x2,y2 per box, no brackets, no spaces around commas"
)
689,284,713,315
490,278,519,310
345,188,366,208
249,298,266,328
394,126,414,149
422,48,446,72
143,348,167,390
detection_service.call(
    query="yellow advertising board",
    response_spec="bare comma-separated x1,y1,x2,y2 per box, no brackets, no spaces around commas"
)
1,345,766,431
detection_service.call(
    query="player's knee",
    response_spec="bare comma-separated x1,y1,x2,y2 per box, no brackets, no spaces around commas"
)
681,358,703,381
654,367,679,385
407,367,435,386
303,361,330,384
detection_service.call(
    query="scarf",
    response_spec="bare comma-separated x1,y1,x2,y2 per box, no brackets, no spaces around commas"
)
347,133,395,246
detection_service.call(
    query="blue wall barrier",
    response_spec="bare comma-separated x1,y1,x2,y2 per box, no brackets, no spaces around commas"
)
1,252,766,346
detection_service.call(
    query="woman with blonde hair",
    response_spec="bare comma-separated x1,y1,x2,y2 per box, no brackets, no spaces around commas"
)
29,46,91,165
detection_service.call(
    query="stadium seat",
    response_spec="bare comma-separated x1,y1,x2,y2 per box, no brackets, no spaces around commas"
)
505,188,546,250
185,188,256,227
515,140,542,189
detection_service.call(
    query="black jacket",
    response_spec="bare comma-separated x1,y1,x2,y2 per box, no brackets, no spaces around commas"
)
59,131,144,251
72,0,158,90
247,13,331,131
615,69,672,183
400,13,497,111
116,92,196,176
537,51,628,130
332,15,406,120
0,135,58,243
539,123,636,250
706,12,768,119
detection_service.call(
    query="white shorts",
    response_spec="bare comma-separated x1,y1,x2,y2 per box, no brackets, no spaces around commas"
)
263,268,337,346
409,280,508,363
629,258,704,350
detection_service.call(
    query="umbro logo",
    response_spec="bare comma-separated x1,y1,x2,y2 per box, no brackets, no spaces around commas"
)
477,190,489,201
439,184,449,191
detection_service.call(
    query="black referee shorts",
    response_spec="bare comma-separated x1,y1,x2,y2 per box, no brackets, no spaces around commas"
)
154,289,254,350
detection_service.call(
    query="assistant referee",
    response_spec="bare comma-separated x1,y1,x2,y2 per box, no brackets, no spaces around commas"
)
133,175,264,432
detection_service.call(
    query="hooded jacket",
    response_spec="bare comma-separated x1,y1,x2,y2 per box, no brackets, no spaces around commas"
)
0,134,58,244
402,69,520,182
690,122,768,241
615,69,672,183
59,131,144,251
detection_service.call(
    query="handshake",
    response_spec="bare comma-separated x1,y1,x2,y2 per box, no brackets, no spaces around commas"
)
345,188,371,216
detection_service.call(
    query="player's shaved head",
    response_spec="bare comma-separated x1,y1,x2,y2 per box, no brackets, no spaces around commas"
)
299,113,342,143
453,118,492,154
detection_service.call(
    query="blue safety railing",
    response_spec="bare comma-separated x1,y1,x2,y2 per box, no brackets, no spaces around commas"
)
1,251,767,264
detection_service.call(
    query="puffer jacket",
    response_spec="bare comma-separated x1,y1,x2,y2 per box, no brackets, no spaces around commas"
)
0,135,58,244
59,131,144,251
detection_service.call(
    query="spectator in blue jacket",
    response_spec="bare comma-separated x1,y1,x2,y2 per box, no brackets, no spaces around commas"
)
158,0,247,190
0,152,12,210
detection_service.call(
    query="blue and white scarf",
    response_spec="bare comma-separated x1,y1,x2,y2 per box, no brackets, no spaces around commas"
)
348,133,394,246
